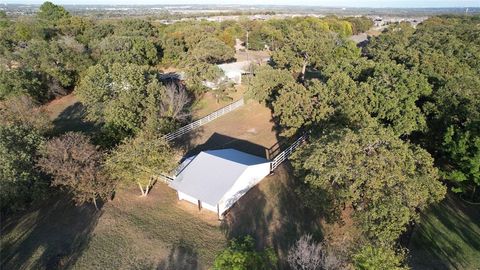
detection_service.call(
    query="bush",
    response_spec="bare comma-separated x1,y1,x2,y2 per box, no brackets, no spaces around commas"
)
213,236,277,270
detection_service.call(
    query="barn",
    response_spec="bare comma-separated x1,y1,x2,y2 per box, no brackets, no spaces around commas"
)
169,149,271,218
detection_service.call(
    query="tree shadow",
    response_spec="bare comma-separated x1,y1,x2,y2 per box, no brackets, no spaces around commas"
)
408,193,480,269
156,241,199,270
182,132,269,159
221,164,321,268
52,102,98,135
0,193,102,270
170,126,206,157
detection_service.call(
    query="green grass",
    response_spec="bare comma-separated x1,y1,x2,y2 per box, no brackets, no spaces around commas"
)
409,194,480,270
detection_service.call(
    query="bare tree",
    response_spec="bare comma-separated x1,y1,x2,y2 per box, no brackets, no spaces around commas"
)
287,234,347,270
143,81,191,134
287,234,323,270
38,132,115,209
160,82,191,123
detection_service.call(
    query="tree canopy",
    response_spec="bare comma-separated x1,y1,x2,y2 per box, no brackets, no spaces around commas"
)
213,236,278,270
105,132,176,196
38,132,115,209
76,63,189,140
292,126,446,243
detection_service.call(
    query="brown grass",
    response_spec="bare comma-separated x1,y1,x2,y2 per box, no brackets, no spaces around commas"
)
72,184,227,270
177,96,279,159
42,94,80,120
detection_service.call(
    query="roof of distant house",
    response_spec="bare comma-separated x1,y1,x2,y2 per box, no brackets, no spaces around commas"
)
217,61,253,74
217,58,270,74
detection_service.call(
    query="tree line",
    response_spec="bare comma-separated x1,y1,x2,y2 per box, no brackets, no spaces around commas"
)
245,14,478,269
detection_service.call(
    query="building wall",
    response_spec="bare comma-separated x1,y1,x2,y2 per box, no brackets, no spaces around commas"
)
218,162,271,214
201,201,217,212
178,191,198,205
178,191,218,213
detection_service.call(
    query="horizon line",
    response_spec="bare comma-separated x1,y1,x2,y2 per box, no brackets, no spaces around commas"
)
2,3,479,8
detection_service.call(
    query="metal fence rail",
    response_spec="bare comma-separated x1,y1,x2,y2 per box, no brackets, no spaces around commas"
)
164,98,245,142
153,173,175,184
270,133,308,171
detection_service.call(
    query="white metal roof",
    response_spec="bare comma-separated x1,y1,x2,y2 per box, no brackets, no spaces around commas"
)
217,61,252,75
169,149,268,206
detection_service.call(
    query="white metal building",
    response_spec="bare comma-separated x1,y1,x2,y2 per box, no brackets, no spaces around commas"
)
217,61,252,85
169,149,271,218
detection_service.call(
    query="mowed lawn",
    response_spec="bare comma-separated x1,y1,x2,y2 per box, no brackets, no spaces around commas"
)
1,185,227,270
72,184,227,269
409,194,480,270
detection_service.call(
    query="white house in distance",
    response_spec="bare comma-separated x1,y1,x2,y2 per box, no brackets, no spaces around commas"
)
217,61,253,85
169,149,271,218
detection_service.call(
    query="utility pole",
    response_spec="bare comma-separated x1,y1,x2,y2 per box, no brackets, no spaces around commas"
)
246,31,250,62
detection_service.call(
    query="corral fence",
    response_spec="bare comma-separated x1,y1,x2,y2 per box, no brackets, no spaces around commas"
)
163,98,245,142
153,173,175,184
270,133,308,171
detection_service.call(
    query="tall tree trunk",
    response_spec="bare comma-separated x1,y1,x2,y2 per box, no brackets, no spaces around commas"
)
138,182,146,196
145,180,151,196
301,59,307,82
93,196,99,210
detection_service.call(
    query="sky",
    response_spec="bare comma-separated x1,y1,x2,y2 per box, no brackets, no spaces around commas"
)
2,0,479,7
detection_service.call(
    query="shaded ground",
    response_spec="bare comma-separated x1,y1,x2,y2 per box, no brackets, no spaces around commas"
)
42,94,97,135
222,165,321,268
409,194,480,270
176,98,279,159
1,194,101,270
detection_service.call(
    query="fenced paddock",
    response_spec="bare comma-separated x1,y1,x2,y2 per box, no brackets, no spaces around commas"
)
164,99,245,142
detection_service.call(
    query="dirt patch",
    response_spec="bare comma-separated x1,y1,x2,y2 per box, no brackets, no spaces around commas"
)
43,94,79,120
177,99,279,159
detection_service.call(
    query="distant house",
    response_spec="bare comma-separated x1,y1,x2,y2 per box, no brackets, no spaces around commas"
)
217,61,253,85
169,149,271,218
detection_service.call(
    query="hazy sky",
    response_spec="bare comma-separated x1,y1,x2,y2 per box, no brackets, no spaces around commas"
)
2,0,479,7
